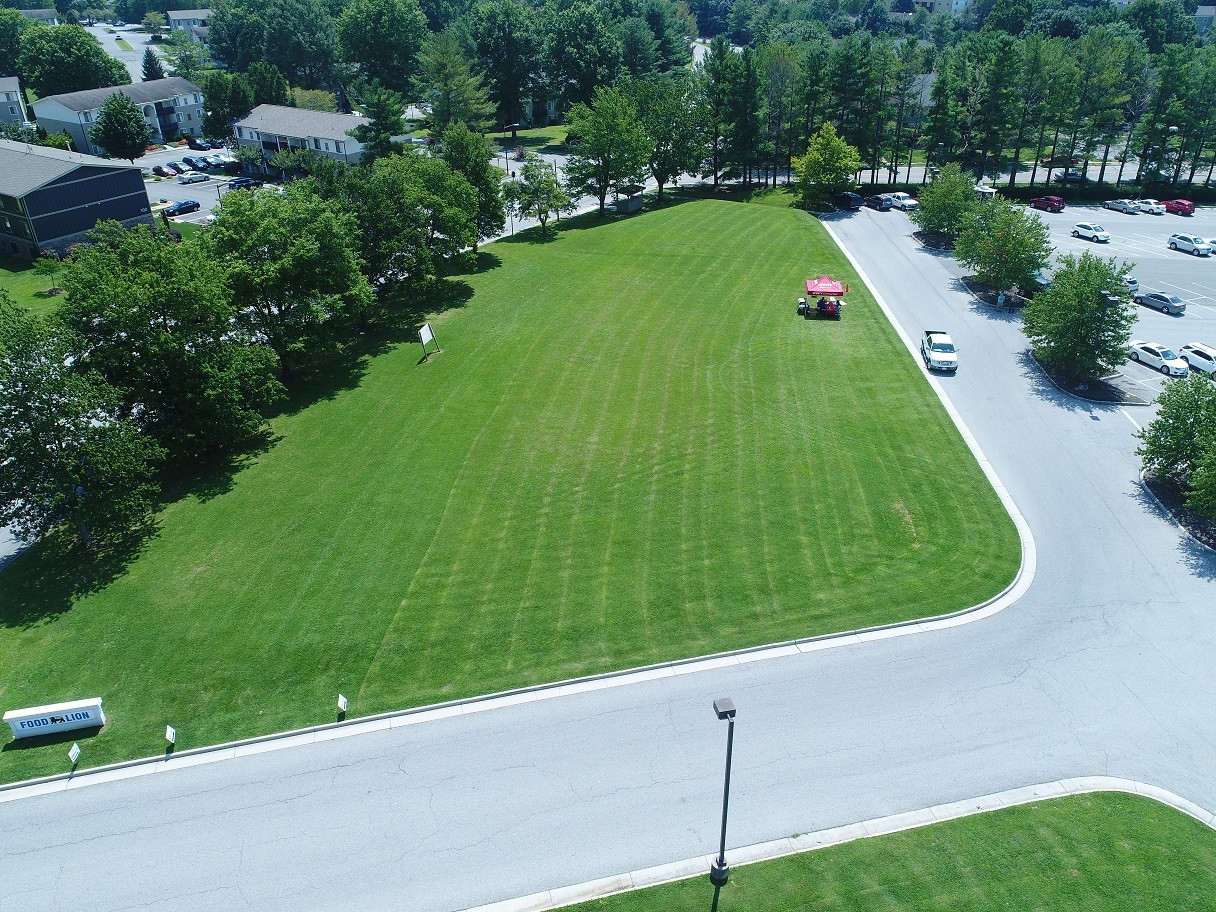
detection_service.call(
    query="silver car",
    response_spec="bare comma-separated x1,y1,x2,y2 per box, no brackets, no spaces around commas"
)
1135,292,1186,315
1168,233,1212,256
1102,199,1139,214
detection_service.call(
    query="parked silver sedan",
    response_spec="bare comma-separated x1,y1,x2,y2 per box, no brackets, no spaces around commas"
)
1102,199,1140,214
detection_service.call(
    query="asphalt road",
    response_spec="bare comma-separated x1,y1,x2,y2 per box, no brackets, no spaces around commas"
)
5,204,1216,912
85,23,158,84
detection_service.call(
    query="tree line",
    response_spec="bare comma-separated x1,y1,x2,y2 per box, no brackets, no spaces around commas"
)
0,120,499,550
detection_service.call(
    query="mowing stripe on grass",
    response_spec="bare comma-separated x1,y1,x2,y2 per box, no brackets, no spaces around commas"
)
0,200,1019,782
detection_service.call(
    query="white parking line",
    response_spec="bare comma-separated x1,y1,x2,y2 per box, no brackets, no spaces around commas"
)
1121,408,1143,430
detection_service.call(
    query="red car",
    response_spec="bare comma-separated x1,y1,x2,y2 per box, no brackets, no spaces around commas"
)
1163,198,1195,215
1030,195,1066,213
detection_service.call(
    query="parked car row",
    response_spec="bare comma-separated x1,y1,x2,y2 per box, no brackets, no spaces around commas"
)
1029,197,1193,216
150,151,235,179
859,191,920,212
1129,340,1216,378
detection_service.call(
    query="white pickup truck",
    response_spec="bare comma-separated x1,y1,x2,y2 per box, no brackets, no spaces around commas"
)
921,331,958,372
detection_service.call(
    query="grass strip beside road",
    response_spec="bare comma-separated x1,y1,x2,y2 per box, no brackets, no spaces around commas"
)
115,38,135,50
569,794,1216,912
0,200,1018,781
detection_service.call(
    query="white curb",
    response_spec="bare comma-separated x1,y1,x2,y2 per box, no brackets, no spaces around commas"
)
457,777,1216,912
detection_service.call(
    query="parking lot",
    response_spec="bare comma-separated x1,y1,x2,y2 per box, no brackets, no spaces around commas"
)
1028,202,1216,398
139,146,258,225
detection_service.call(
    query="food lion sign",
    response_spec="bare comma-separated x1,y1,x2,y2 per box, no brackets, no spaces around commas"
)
4,698,106,739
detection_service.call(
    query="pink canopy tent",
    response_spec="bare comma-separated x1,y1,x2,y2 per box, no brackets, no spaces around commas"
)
805,276,848,297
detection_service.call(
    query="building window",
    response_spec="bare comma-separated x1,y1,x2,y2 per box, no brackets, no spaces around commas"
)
82,111,91,123
324,142,330,151
7,106,14,116
335,141,344,153
194,94,201,104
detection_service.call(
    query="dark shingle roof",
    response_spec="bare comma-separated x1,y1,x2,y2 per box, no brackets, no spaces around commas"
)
35,78,202,114
0,139,141,198
234,104,370,143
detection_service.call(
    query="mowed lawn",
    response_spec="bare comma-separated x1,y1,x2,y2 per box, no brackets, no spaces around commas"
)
569,793,1216,912
0,199,1018,780
0,254,60,317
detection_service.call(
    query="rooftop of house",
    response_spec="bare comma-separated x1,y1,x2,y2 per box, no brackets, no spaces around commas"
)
31,78,203,115
235,104,371,144
0,138,141,198
0,76,22,94
167,9,212,20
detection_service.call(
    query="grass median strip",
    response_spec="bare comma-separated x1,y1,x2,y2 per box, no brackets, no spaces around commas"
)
0,199,1018,781
568,793,1216,912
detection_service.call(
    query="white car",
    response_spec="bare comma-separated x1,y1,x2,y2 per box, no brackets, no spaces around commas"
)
1168,233,1212,256
1138,198,1166,214
1129,340,1190,377
887,192,919,210
1178,342,1216,376
1072,222,1111,242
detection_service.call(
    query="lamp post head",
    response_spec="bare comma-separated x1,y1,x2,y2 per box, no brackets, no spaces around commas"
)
713,697,735,720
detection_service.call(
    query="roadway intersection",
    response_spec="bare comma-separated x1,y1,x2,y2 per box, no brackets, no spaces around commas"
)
3,203,1215,912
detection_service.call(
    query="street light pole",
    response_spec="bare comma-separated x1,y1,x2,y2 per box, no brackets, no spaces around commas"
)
710,697,736,912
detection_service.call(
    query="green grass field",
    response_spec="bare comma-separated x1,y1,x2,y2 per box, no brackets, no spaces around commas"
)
0,199,1018,781
0,253,61,317
115,37,135,50
489,124,569,153
570,794,1216,912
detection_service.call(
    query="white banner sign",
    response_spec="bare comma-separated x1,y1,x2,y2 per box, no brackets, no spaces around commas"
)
4,698,106,739
419,322,435,346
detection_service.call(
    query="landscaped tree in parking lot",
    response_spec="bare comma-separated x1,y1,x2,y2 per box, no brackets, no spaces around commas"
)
89,92,153,163
954,197,1053,294
910,163,979,243
1137,374,1216,487
1022,252,1135,383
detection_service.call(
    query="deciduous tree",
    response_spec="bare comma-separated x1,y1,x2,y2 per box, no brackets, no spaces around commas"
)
60,223,284,458
18,23,129,98
545,2,621,108
441,122,506,249
206,187,373,376
504,153,573,235
792,122,862,206
564,85,650,215
0,294,163,549
627,76,706,202
1022,252,1135,382
954,197,1053,294
468,0,539,127
337,0,427,94
1137,375,1216,486
910,162,978,241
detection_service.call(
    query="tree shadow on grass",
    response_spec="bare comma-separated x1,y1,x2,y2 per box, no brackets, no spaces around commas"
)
0,525,158,629
267,277,476,420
